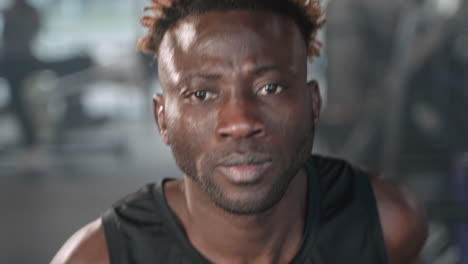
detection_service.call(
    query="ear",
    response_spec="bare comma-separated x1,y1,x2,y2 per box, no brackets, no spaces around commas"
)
153,94,169,145
307,80,322,127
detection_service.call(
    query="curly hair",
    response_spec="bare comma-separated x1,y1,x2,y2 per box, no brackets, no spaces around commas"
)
137,0,326,60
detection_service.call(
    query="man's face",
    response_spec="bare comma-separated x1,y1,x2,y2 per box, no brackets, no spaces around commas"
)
155,10,320,215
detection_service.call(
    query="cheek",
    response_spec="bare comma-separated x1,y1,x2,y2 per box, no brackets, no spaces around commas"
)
166,103,217,155
267,97,313,146
165,103,220,178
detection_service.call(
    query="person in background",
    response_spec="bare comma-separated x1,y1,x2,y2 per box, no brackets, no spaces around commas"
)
0,0,93,149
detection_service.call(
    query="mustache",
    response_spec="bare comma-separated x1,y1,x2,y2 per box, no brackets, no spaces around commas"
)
205,141,272,167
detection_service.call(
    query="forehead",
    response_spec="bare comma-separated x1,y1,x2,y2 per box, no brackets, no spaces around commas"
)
158,10,307,86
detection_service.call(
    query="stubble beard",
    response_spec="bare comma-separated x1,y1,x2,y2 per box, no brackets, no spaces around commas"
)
168,126,315,216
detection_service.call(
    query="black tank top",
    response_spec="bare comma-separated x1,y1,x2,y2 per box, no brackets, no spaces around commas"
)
102,155,388,263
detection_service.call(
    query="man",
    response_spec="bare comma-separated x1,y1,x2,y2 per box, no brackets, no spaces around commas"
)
51,0,427,263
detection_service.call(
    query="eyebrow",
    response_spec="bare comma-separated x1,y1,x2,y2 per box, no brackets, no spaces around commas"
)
183,72,221,83
250,65,282,76
182,64,284,83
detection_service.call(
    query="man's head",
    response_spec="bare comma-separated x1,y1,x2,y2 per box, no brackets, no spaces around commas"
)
138,0,325,59
139,0,324,215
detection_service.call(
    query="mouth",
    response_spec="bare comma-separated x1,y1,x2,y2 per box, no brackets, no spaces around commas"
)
217,154,272,184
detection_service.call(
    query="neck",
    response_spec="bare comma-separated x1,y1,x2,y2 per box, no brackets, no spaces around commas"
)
168,169,309,264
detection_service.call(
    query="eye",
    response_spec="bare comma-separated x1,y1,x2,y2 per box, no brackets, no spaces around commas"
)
191,90,216,101
257,84,285,96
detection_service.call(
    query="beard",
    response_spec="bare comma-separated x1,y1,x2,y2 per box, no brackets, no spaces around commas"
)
168,123,315,215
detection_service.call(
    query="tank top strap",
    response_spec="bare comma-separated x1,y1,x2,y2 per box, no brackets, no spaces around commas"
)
101,209,125,264
290,156,322,263
353,169,389,264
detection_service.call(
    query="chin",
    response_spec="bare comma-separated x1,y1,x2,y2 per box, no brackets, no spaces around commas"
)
201,173,292,215
214,193,281,215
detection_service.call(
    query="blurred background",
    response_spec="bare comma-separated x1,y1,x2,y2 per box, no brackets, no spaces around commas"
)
0,0,466,263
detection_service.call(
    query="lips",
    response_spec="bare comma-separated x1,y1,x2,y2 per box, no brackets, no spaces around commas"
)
217,153,272,184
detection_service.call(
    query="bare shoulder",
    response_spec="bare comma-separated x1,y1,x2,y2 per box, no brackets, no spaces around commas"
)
370,175,428,264
50,218,109,264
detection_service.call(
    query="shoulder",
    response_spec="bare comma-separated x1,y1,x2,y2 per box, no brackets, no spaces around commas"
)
49,182,172,264
370,175,428,264
50,218,109,264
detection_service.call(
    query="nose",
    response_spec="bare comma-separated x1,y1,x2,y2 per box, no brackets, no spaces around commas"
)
216,97,266,140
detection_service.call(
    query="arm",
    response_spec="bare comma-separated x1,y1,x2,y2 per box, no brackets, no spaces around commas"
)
50,218,109,264
371,176,428,264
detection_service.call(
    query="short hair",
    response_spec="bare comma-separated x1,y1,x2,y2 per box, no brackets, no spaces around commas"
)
137,0,326,60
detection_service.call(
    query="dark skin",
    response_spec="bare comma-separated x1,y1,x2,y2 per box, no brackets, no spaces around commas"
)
51,10,427,264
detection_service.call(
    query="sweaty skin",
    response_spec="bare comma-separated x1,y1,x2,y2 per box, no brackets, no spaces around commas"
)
51,10,427,264
157,11,316,218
